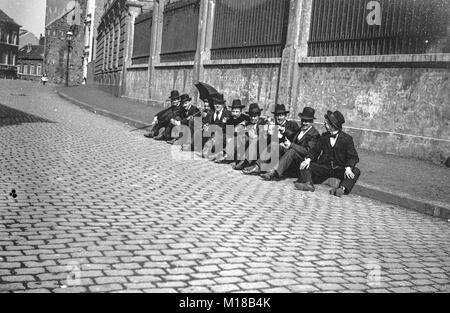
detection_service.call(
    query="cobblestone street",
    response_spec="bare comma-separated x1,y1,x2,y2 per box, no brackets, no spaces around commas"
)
0,80,449,293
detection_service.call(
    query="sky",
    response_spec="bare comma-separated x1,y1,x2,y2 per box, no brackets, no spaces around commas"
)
0,0,46,37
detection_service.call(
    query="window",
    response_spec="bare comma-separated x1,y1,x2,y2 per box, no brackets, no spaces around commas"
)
30,64,35,75
24,64,28,74
3,53,7,64
18,64,21,73
37,64,42,75
12,53,16,65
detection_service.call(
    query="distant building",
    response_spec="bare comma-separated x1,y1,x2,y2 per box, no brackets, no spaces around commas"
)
0,9,20,79
82,0,105,84
44,0,87,84
19,30,39,49
17,44,44,81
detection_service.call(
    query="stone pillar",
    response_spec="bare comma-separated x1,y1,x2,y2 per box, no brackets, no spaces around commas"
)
147,0,162,102
148,0,165,102
120,0,143,96
276,0,311,112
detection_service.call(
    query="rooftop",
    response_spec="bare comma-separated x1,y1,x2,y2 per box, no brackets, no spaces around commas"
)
0,9,21,27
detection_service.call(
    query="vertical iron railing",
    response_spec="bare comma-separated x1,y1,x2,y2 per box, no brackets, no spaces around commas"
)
132,11,152,65
160,0,200,62
211,0,290,59
308,0,450,57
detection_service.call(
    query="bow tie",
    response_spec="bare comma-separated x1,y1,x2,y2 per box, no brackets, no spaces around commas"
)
330,133,339,138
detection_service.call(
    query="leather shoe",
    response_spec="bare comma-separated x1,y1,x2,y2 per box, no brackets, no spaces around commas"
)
242,164,261,175
294,182,315,192
330,187,345,197
260,170,280,181
166,138,178,145
232,161,247,171
144,132,154,138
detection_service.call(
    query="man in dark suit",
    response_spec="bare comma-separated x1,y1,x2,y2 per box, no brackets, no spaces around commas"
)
144,90,181,139
295,110,361,197
166,94,201,145
232,103,269,170
214,99,249,163
260,107,320,181
202,93,232,158
242,104,300,175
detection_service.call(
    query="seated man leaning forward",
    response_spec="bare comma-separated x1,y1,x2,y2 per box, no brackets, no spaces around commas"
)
144,90,182,139
232,103,269,171
260,107,320,181
214,99,249,163
242,103,300,175
295,110,361,197
166,94,200,145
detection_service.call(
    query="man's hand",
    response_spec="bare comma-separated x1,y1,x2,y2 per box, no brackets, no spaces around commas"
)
283,139,291,149
345,167,355,179
300,158,311,170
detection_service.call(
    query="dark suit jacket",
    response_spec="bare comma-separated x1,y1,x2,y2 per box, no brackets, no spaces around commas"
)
307,131,359,168
176,105,201,125
289,126,320,158
226,114,249,127
156,104,182,126
281,120,301,142
205,109,232,129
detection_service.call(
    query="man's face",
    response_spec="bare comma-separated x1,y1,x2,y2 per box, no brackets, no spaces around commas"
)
301,119,312,130
183,100,191,110
214,103,224,112
203,101,210,110
249,114,260,124
172,99,180,106
231,108,242,119
275,113,286,125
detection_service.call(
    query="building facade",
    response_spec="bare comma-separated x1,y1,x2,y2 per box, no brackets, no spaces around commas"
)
82,0,105,84
44,0,87,84
17,44,44,81
0,9,20,79
93,0,152,95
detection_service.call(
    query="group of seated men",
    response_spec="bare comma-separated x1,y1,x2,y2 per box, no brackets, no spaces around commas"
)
144,89,361,197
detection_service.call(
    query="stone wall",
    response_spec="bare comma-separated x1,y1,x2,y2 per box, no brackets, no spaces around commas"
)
295,65,450,163
151,66,195,102
203,64,280,113
124,67,148,100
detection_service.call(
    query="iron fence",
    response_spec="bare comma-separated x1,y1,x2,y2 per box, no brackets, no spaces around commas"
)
211,0,290,60
308,0,450,57
160,0,200,62
132,11,152,65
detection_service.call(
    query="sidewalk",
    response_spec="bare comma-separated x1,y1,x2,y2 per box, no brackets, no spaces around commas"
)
57,85,450,220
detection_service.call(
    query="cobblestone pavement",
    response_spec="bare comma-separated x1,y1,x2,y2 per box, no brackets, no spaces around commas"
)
0,80,449,293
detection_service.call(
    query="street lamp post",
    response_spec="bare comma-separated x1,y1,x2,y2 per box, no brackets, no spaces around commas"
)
65,31,74,87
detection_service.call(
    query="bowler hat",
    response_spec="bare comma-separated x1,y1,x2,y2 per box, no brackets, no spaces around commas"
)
247,103,262,116
325,110,345,130
211,93,226,104
272,104,290,115
179,94,192,104
298,107,316,120
168,90,181,100
231,99,245,109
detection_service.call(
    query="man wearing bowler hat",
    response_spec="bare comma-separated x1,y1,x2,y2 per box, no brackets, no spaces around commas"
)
295,110,361,197
145,90,182,139
242,103,300,175
214,99,249,163
166,94,200,144
202,93,232,158
232,103,269,170
260,107,320,181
